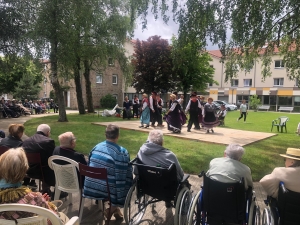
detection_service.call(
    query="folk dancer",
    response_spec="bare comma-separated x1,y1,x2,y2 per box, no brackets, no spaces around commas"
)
185,92,201,132
149,92,158,127
156,95,164,127
139,93,150,128
202,97,219,133
132,95,140,118
165,94,182,133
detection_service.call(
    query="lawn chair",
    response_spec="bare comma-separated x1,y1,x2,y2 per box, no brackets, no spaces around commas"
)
271,116,289,133
0,203,79,225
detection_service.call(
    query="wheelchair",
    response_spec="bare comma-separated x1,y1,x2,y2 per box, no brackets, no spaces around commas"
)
187,172,260,225
262,182,300,225
124,158,192,225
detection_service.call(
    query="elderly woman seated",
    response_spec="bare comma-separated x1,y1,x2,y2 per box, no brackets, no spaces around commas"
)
0,124,24,148
260,148,300,199
0,147,69,224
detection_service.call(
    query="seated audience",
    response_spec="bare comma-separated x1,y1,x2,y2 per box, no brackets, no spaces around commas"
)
22,124,56,194
0,147,69,224
53,131,87,165
83,124,132,221
137,129,184,181
206,143,253,190
260,148,300,199
0,124,24,148
1,98,18,118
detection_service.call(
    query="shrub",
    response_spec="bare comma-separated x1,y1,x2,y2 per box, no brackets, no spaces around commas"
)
100,94,117,108
250,94,261,111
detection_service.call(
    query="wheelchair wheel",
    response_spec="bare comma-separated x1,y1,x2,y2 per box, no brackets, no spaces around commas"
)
262,208,271,225
124,182,149,225
187,191,201,225
179,189,192,225
174,186,190,225
249,201,261,225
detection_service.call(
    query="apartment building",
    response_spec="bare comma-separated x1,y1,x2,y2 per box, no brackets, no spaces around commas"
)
39,40,134,109
207,49,300,111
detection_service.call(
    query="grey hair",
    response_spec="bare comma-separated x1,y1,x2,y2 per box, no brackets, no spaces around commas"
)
105,124,119,140
37,124,51,135
224,144,245,161
58,132,75,148
148,130,163,146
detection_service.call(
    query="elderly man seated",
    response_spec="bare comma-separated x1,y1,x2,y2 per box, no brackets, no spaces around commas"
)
137,129,184,182
206,143,253,190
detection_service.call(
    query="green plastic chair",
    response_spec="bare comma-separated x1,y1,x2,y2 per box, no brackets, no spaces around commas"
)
271,116,289,133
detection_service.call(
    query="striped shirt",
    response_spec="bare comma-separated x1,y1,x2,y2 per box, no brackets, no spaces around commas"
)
83,140,133,206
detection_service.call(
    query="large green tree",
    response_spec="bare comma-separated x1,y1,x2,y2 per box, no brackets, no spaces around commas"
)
131,35,175,94
0,55,42,94
171,36,215,96
13,72,41,99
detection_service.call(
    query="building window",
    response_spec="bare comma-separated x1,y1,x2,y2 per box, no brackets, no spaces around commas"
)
231,79,239,87
274,60,284,68
96,74,102,83
112,74,118,84
244,79,252,87
274,78,284,86
108,58,114,66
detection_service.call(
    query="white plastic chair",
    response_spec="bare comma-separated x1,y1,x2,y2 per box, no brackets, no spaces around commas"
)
0,203,79,225
48,156,81,205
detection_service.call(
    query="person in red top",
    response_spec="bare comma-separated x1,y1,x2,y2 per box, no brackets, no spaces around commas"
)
185,92,201,132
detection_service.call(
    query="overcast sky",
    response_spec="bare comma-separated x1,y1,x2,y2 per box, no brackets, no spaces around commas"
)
133,12,219,50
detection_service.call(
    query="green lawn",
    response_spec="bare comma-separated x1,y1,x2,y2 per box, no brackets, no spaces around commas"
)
23,111,300,181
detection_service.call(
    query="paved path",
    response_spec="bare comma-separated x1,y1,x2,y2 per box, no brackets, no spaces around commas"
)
93,121,276,146
0,111,269,224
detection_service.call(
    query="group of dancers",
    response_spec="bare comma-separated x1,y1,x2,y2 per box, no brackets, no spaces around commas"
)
139,91,224,134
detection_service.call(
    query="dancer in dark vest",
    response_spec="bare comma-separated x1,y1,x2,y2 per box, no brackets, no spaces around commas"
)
185,93,201,132
156,94,164,127
149,92,158,127
132,95,140,118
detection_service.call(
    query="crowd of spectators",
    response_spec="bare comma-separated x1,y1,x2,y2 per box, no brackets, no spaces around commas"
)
0,97,58,118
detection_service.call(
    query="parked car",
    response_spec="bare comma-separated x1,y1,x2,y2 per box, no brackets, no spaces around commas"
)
212,101,221,110
214,100,238,111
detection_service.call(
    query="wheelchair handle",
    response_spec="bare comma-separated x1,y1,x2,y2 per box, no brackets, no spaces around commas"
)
198,171,205,178
280,181,288,194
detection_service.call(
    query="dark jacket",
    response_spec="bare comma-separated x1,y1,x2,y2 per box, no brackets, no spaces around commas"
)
0,135,22,148
22,131,55,186
52,146,87,165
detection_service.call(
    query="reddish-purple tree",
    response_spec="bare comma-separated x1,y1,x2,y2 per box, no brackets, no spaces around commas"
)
131,35,175,94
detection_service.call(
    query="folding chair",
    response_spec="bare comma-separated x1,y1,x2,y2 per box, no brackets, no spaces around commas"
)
78,163,110,223
0,203,79,225
26,152,45,192
0,146,10,155
48,156,80,205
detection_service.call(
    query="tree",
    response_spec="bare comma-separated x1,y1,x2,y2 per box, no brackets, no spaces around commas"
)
13,72,41,99
132,36,175,94
0,55,42,94
171,36,215,96
177,0,300,83
249,95,261,111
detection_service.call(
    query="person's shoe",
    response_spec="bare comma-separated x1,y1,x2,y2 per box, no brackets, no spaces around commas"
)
187,129,191,132
145,125,149,128
113,208,124,220
139,125,144,128
206,130,209,133
211,129,214,133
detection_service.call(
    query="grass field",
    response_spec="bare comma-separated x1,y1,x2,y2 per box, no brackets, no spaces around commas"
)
23,110,300,181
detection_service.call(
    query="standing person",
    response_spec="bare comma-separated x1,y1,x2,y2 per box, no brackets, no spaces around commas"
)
198,96,206,128
139,93,150,128
122,96,132,120
156,94,164,127
165,94,182,133
22,124,56,194
83,124,133,221
0,124,24,148
185,93,201,132
217,104,227,125
149,92,158,127
49,99,58,113
132,95,140,118
237,99,248,122
178,94,184,109
202,97,220,133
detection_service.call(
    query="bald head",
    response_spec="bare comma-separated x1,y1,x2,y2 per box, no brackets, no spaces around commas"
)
37,124,51,137
58,132,76,148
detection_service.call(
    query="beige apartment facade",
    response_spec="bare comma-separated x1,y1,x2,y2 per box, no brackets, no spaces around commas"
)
207,50,300,111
